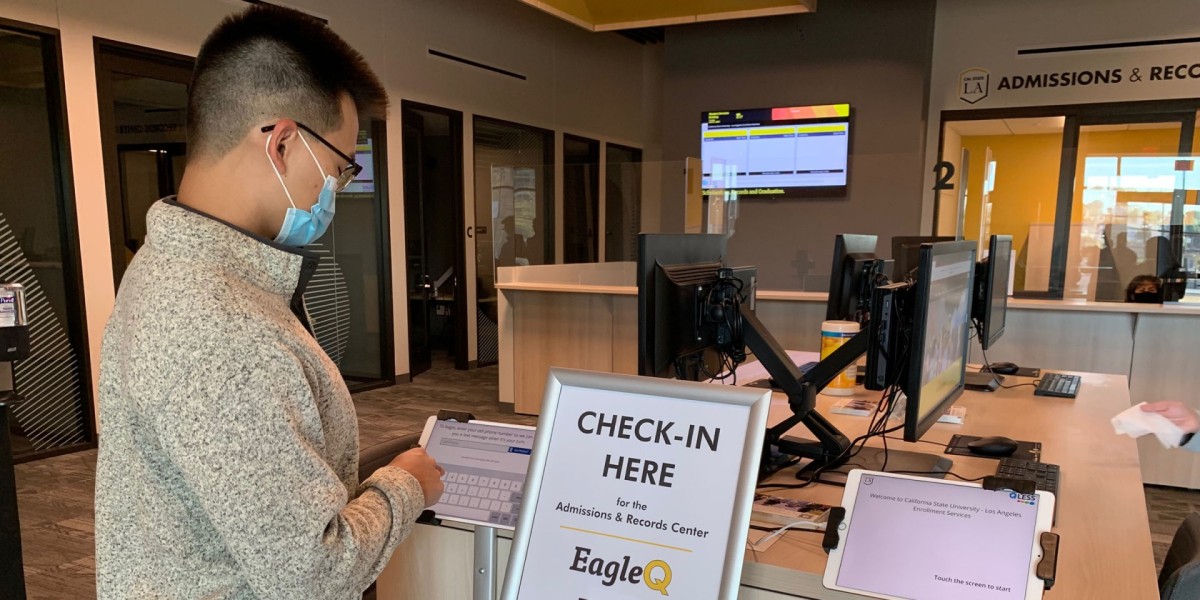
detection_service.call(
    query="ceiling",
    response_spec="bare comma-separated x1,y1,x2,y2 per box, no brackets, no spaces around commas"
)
947,117,1191,137
518,0,816,32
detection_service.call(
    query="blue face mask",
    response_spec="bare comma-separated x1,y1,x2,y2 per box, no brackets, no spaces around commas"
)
266,131,337,247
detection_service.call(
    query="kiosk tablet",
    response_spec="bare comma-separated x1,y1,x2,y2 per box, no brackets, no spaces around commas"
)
824,470,1055,600
419,415,536,530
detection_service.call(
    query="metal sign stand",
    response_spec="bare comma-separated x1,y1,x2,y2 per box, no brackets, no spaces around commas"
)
473,525,498,600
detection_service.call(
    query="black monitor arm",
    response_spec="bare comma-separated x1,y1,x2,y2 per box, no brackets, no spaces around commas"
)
739,308,866,478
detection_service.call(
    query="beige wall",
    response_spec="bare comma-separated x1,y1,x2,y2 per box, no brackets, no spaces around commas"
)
0,0,662,419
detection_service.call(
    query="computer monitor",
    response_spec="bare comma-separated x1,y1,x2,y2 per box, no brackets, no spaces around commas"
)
827,234,883,323
637,234,727,379
891,236,955,282
974,235,1013,351
636,234,756,380
903,240,976,442
638,233,856,478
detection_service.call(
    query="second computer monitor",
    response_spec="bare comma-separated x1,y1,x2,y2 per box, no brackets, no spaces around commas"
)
975,235,1013,351
827,234,880,322
891,236,955,282
904,240,976,442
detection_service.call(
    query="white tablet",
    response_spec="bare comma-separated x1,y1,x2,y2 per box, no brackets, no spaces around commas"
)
419,416,536,530
824,470,1055,600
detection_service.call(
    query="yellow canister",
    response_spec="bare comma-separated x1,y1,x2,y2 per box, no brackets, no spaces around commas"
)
820,320,860,396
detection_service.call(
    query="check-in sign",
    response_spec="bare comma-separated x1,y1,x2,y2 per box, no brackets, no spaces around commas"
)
501,369,770,599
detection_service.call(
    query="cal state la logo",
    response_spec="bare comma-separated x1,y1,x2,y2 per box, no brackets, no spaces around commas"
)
959,68,990,104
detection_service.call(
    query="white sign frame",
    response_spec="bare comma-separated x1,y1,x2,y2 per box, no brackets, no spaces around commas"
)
500,367,770,600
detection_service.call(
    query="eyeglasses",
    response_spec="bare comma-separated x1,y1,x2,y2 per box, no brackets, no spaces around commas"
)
261,121,363,192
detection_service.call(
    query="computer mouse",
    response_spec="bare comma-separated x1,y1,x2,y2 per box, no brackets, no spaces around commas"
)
988,362,1020,375
967,436,1019,457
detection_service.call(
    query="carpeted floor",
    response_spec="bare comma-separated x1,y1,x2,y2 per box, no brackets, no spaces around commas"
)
11,357,1200,598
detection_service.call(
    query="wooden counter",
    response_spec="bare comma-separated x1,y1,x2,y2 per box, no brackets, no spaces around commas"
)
498,273,1200,488
377,368,1157,599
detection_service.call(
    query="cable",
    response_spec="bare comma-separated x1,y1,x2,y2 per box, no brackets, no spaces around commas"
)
758,294,918,492
886,469,990,483
882,435,948,449
976,321,1041,390
747,520,827,552
748,523,824,534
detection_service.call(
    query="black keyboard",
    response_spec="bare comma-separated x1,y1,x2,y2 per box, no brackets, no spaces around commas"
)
995,458,1060,495
1034,373,1081,398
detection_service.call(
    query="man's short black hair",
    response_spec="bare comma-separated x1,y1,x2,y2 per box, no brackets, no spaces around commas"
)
187,4,387,159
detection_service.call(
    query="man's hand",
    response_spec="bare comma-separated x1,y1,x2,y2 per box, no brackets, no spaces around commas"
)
387,448,445,507
1141,401,1200,435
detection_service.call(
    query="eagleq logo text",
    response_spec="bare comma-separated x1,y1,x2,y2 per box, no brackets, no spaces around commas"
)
569,546,672,595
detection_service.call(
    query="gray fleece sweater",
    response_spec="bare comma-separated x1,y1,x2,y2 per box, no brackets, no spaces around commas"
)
95,199,424,599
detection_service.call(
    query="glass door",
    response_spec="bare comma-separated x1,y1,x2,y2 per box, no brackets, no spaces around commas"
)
1,24,93,459
563,134,599,263
402,102,467,376
472,117,554,367
311,121,396,390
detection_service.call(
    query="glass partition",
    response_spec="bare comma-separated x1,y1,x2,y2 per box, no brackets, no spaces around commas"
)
605,144,642,262
1069,123,1186,301
942,118,1066,295
940,106,1200,302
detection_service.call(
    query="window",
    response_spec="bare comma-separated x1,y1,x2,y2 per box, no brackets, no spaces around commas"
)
939,100,1200,302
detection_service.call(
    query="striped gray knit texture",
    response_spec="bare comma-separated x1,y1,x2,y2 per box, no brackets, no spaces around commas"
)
95,200,423,599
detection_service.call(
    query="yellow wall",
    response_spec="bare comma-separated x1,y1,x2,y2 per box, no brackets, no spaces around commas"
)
960,127,1193,289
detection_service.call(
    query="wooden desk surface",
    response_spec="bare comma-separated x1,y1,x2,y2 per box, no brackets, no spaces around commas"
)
740,366,1157,599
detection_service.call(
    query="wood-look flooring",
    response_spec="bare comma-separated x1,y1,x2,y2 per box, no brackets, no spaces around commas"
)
12,358,1200,598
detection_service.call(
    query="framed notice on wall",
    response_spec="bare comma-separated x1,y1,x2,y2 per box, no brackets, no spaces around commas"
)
500,368,770,600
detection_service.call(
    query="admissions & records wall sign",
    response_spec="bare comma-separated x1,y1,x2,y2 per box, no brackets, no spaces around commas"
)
500,368,770,599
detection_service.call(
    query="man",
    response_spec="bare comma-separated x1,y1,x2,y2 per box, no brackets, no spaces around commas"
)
95,6,444,598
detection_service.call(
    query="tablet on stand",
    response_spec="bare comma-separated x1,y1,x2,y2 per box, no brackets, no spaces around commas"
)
823,470,1057,600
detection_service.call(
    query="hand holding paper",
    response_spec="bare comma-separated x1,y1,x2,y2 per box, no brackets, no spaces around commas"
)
1112,402,1190,448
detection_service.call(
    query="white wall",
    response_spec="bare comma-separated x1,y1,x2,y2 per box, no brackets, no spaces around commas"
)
921,0,1200,232
0,0,661,414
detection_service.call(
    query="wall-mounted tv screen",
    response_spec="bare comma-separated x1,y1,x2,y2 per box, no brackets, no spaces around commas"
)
701,103,850,197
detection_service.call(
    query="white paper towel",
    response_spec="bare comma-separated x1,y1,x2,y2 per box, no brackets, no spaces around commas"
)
1112,402,1186,448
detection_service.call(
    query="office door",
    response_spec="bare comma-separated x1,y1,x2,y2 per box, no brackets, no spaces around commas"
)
117,143,186,254
402,102,467,375
95,40,192,288
402,114,431,376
